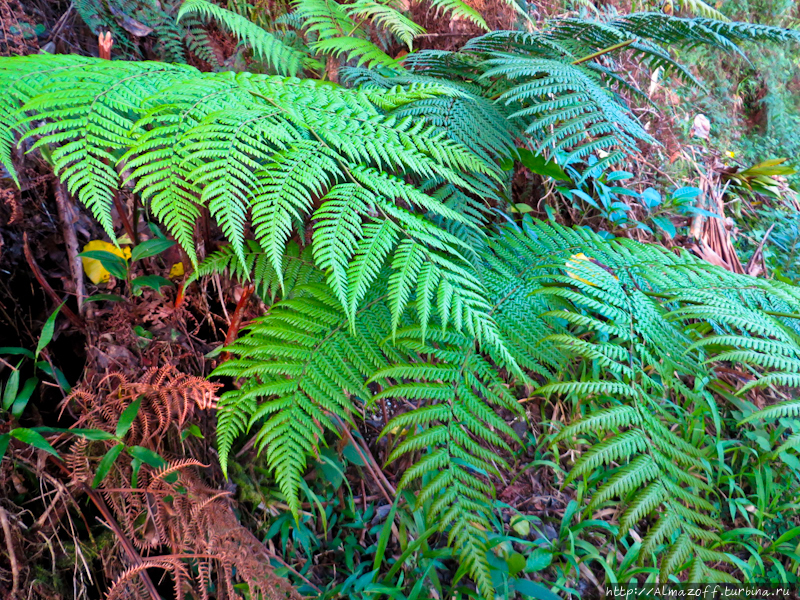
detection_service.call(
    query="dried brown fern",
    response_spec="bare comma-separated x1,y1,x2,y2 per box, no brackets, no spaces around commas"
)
62,365,301,600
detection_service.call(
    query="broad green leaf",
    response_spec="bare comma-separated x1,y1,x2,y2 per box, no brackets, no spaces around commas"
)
2,363,21,411
640,187,662,209
507,552,526,576
180,423,204,441
772,526,800,548
35,361,71,393
0,347,34,359
33,427,116,441
130,238,175,262
79,250,128,279
11,377,38,418
511,515,531,537
131,275,174,296
36,303,63,359
514,148,571,181
116,397,141,438
0,434,9,464
525,547,553,572
10,427,59,457
131,458,142,488
671,186,702,202
513,579,561,600
651,216,676,238
342,441,365,466
373,495,401,575
83,294,125,304
128,445,166,468
93,443,125,488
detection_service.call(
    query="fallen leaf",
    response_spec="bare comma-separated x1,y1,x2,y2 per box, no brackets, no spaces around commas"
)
169,262,184,278
690,114,711,140
81,240,131,284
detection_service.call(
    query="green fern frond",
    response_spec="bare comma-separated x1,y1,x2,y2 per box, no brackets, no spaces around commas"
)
345,0,425,49
178,0,307,75
426,0,488,31
312,36,399,69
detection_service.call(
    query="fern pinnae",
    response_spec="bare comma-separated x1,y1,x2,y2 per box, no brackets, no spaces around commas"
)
178,0,306,75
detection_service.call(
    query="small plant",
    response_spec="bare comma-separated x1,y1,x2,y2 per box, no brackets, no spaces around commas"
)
0,305,68,463
79,232,176,302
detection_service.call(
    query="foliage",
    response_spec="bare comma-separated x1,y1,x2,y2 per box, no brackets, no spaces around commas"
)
0,305,69,463
178,0,308,75
553,157,708,237
79,234,176,299
75,0,222,65
177,0,514,75
0,54,512,365
344,11,800,176
206,216,800,594
4,8,800,597
678,0,800,172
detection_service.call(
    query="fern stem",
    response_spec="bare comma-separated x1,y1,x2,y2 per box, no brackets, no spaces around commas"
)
221,284,255,361
571,39,636,65
336,416,395,502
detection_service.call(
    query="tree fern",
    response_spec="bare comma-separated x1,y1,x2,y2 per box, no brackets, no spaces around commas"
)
7,44,800,596
0,55,511,355
208,217,800,593
397,13,800,172
213,281,397,517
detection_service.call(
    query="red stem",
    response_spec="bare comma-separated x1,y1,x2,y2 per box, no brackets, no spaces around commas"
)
23,232,85,330
221,284,254,360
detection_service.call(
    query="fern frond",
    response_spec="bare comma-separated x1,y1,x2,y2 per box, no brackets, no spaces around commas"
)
312,36,399,69
178,0,306,75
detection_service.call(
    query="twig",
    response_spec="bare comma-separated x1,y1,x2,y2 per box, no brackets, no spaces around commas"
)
0,506,21,599
336,418,396,502
112,193,136,244
266,551,321,593
53,182,86,314
45,3,74,46
571,39,635,65
745,223,775,276
23,232,85,330
415,32,475,38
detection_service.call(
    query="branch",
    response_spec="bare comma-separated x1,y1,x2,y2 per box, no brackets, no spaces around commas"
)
572,39,635,65
23,232,85,330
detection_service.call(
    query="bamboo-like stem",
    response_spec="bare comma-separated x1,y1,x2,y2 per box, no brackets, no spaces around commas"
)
571,38,636,65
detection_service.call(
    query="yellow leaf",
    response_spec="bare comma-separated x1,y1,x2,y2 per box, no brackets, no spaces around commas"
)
81,240,131,284
169,262,185,278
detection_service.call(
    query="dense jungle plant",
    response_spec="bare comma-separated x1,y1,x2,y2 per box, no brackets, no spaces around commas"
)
3,7,800,597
